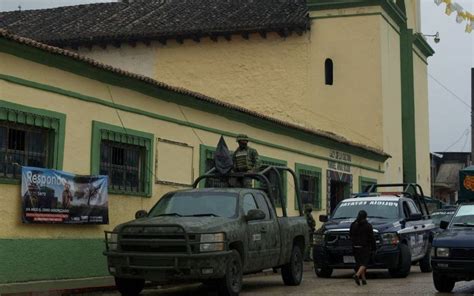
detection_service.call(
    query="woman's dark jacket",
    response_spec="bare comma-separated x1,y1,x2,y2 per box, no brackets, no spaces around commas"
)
349,220,376,250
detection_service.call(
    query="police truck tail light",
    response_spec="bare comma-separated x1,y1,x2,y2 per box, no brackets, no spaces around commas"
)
107,233,118,251
200,233,225,252
381,233,399,245
436,247,450,257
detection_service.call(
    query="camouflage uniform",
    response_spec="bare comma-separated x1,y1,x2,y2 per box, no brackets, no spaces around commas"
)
232,134,260,187
304,204,316,261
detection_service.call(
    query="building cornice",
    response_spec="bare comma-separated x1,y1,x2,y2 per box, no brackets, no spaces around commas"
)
412,33,435,58
307,0,407,26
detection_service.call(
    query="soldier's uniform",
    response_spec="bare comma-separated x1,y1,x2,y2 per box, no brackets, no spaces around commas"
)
304,204,316,261
232,134,260,187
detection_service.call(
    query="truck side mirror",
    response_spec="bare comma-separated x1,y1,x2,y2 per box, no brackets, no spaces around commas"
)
319,215,328,223
246,209,266,222
440,220,449,230
135,210,148,219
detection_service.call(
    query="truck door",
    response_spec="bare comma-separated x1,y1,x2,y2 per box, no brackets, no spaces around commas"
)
243,193,266,271
402,200,429,259
254,192,281,267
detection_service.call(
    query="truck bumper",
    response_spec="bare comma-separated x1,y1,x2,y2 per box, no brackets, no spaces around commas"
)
313,245,399,269
104,250,232,282
432,258,474,281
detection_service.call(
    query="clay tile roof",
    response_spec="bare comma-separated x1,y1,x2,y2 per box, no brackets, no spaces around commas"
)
0,0,310,47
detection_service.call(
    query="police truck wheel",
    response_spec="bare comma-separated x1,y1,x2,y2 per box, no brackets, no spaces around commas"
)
115,277,145,296
388,244,411,278
217,250,242,296
419,245,432,273
314,261,333,278
433,272,455,292
281,245,303,285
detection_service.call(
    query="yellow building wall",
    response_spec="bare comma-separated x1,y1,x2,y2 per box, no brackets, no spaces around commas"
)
413,51,431,195
380,13,404,184
0,52,384,238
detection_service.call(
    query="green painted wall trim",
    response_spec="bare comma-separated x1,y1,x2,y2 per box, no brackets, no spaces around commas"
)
1,75,385,174
0,238,107,284
0,99,66,174
359,176,378,192
412,33,435,58
0,38,389,163
400,27,417,183
294,163,322,210
307,0,407,26
91,121,154,197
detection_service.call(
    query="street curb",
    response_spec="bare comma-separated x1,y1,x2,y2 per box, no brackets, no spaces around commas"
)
0,263,314,294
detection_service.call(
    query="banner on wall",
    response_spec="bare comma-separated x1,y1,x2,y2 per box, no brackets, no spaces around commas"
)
21,167,109,224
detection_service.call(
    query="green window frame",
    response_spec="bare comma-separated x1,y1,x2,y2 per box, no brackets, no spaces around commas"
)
260,156,287,208
91,121,153,197
295,163,322,210
359,176,377,193
0,100,66,184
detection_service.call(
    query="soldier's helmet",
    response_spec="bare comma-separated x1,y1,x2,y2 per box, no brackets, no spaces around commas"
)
236,134,250,142
304,203,313,212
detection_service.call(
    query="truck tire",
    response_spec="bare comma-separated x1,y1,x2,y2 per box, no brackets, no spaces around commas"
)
388,244,411,278
433,272,455,292
419,244,432,273
281,245,303,286
314,262,333,278
217,250,242,296
114,277,145,296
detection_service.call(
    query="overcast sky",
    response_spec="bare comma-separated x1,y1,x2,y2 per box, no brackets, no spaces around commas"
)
1,0,473,153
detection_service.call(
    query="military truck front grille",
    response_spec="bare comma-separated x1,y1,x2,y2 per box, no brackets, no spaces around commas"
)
451,248,474,259
118,226,198,254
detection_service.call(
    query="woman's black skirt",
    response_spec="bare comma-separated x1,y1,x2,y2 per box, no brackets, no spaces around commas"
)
353,246,371,267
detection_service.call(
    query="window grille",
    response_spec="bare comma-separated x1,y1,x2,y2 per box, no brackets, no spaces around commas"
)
99,130,148,195
299,169,321,209
0,121,50,179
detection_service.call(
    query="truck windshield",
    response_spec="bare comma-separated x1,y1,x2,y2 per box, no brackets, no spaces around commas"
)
149,192,238,218
332,200,399,220
451,205,474,227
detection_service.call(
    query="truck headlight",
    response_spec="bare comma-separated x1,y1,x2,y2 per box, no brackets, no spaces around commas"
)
313,234,325,245
200,233,225,252
436,247,450,257
381,233,399,245
106,233,118,251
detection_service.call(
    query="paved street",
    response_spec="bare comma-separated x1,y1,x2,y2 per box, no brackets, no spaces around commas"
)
85,264,474,296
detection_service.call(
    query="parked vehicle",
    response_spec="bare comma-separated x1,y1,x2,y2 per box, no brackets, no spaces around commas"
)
430,207,456,235
431,203,474,292
104,166,309,296
313,183,434,278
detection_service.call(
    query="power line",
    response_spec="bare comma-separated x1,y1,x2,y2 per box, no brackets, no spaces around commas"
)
443,127,470,152
428,73,471,109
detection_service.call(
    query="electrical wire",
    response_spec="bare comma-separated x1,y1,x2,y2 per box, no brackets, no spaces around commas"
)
443,127,470,152
428,73,471,109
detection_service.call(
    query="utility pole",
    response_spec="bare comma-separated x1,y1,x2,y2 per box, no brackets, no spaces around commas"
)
471,68,474,165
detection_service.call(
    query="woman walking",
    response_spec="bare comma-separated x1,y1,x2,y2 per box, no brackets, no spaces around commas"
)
350,210,376,285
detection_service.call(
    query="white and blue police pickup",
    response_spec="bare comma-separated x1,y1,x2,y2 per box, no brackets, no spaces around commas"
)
312,183,435,278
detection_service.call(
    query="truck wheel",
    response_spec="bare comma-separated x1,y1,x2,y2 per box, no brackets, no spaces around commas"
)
281,245,303,286
433,272,455,292
419,244,432,273
114,277,145,296
388,244,411,278
314,261,333,278
217,250,242,296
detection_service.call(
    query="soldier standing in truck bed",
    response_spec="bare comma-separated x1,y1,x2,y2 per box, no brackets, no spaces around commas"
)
233,134,260,187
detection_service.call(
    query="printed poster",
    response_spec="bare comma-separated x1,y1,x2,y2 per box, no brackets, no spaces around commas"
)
21,166,108,224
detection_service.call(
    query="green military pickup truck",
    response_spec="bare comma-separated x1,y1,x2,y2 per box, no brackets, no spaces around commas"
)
104,166,309,296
